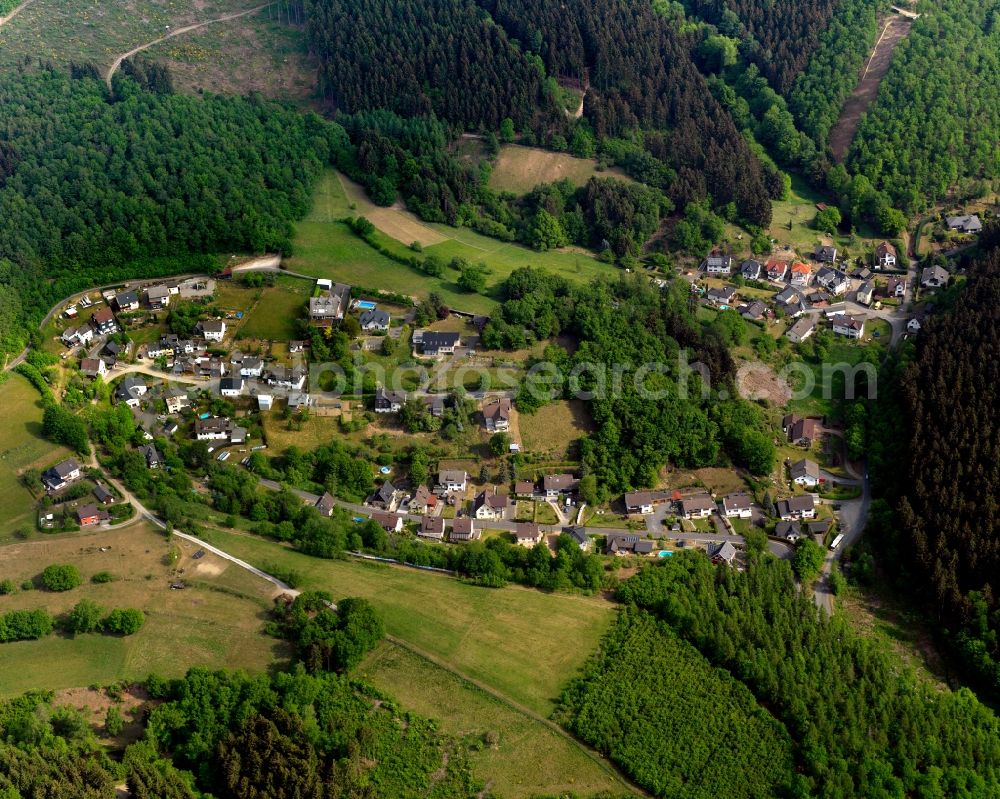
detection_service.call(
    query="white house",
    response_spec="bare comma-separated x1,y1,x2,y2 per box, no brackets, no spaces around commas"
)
907,318,922,333
240,357,264,378
776,495,816,521
679,494,715,519
256,393,274,411
704,254,733,275
220,377,244,398
200,320,226,342
786,318,815,344
874,242,897,269
946,214,982,234
921,265,949,289
856,282,875,306
437,469,468,493
359,309,390,332
195,417,232,441
789,458,820,488
722,493,752,519
831,314,865,339
482,397,511,432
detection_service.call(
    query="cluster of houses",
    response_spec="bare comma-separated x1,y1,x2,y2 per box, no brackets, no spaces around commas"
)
307,281,393,334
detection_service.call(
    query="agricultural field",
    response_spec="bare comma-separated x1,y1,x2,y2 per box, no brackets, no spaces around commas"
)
235,276,310,340
0,0,262,71
285,171,615,315
0,374,71,540
140,7,315,103
359,642,632,799
0,523,283,697
519,399,593,459
488,144,633,194
197,527,614,717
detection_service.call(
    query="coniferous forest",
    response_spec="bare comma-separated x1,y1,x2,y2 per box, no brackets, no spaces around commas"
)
869,224,1000,699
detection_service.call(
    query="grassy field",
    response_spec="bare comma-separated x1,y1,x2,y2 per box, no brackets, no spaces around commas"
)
519,399,593,459
359,642,631,799
0,374,71,540
236,276,310,341
0,523,283,696
285,171,615,315
140,7,316,104
0,0,261,70
489,145,632,194
198,528,614,717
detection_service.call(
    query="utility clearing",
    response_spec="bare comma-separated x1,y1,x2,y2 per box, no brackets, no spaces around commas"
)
829,10,916,161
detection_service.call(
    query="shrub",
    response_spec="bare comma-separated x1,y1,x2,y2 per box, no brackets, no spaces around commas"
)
102,608,145,636
104,706,125,737
40,564,82,592
0,579,16,595
90,571,114,584
65,599,104,635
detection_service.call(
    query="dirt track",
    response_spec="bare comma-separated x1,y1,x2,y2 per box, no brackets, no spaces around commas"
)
828,14,912,161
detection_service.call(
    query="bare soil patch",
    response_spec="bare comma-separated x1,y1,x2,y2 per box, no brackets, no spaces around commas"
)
489,145,631,194
829,14,913,161
337,172,447,246
736,361,792,406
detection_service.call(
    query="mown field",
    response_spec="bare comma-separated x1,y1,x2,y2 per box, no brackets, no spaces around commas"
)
359,642,633,799
489,144,633,194
0,0,261,70
235,275,310,341
0,374,71,540
285,171,614,315
0,523,284,696
198,527,614,717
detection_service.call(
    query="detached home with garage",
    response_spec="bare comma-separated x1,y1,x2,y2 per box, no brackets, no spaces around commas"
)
789,458,820,487
874,242,897,270
450,517,479,541
776,495,816,521
721,493,752,519
703,253,733,274
43,458,82,492
679,494,715,519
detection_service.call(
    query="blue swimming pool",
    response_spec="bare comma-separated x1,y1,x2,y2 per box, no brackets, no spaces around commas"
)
356,300,376,310
658,550,674,558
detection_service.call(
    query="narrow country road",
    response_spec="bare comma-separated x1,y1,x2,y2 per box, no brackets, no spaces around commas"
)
0,0,35,30
104,3,273,89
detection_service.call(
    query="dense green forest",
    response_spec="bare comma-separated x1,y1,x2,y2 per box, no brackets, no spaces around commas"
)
0,67,343,357
557,606,794,798
848,0,1000,211
679,0,840,94
305,0,774,226
600,553,1000,797
483,268,775,493
788,0,883,145
867,224,1000,699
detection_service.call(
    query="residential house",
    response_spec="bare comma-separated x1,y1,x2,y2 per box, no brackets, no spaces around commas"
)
606,533,642,556
483,397,512,432
162,420,179,435
287,393,312,411
514,480,535,498
80,358,107,379
410,485,437,515
775,286,799,306
766,259,789,281
371,511,403,533
722,493,752,519
76,504,109,527
220,377,244,398
437,470,467,493
43,458,82,492
374,386,406,414
831,314,865,339
777,495,816,521
164,388,190,414
809,289,833,308
309,284,351,325
679,494,715,520
946,214,982,234
450,517,479,541
874,242,897,269
624,490,669,515
790,262,812,287
256,393,274,411
703,253,733,274
265,365,306,391
856,282,875,306
921,265,949,289
741,259,762,281
886,277,905,298
473,489,511,521
229,426,247,446
709,541,737,565
789,458,820,487
513,522,543,548
782,414,820,447
90,308,117,335
422,395,445,418
806,518,833,538
145,285,171,309
566,527,591,551
289,340,306,354
852,267,873,281
140,445,164,469
370,480,399,510
315,492,336,517
93,483,115,504
199,320,226,342
776,521,803,542
786,317,815,344
61,327,79,347
907,318,922,333
421,331,461,356
740,300,767,321
419,515,446,540
815,245,837,263
240,357,264,378
195,417,232,441
103,340,128,363
359,309,391,332
114,290,139,312
707,285,737,306
543,473,578,498
114,376,147,408
816,267,849,295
